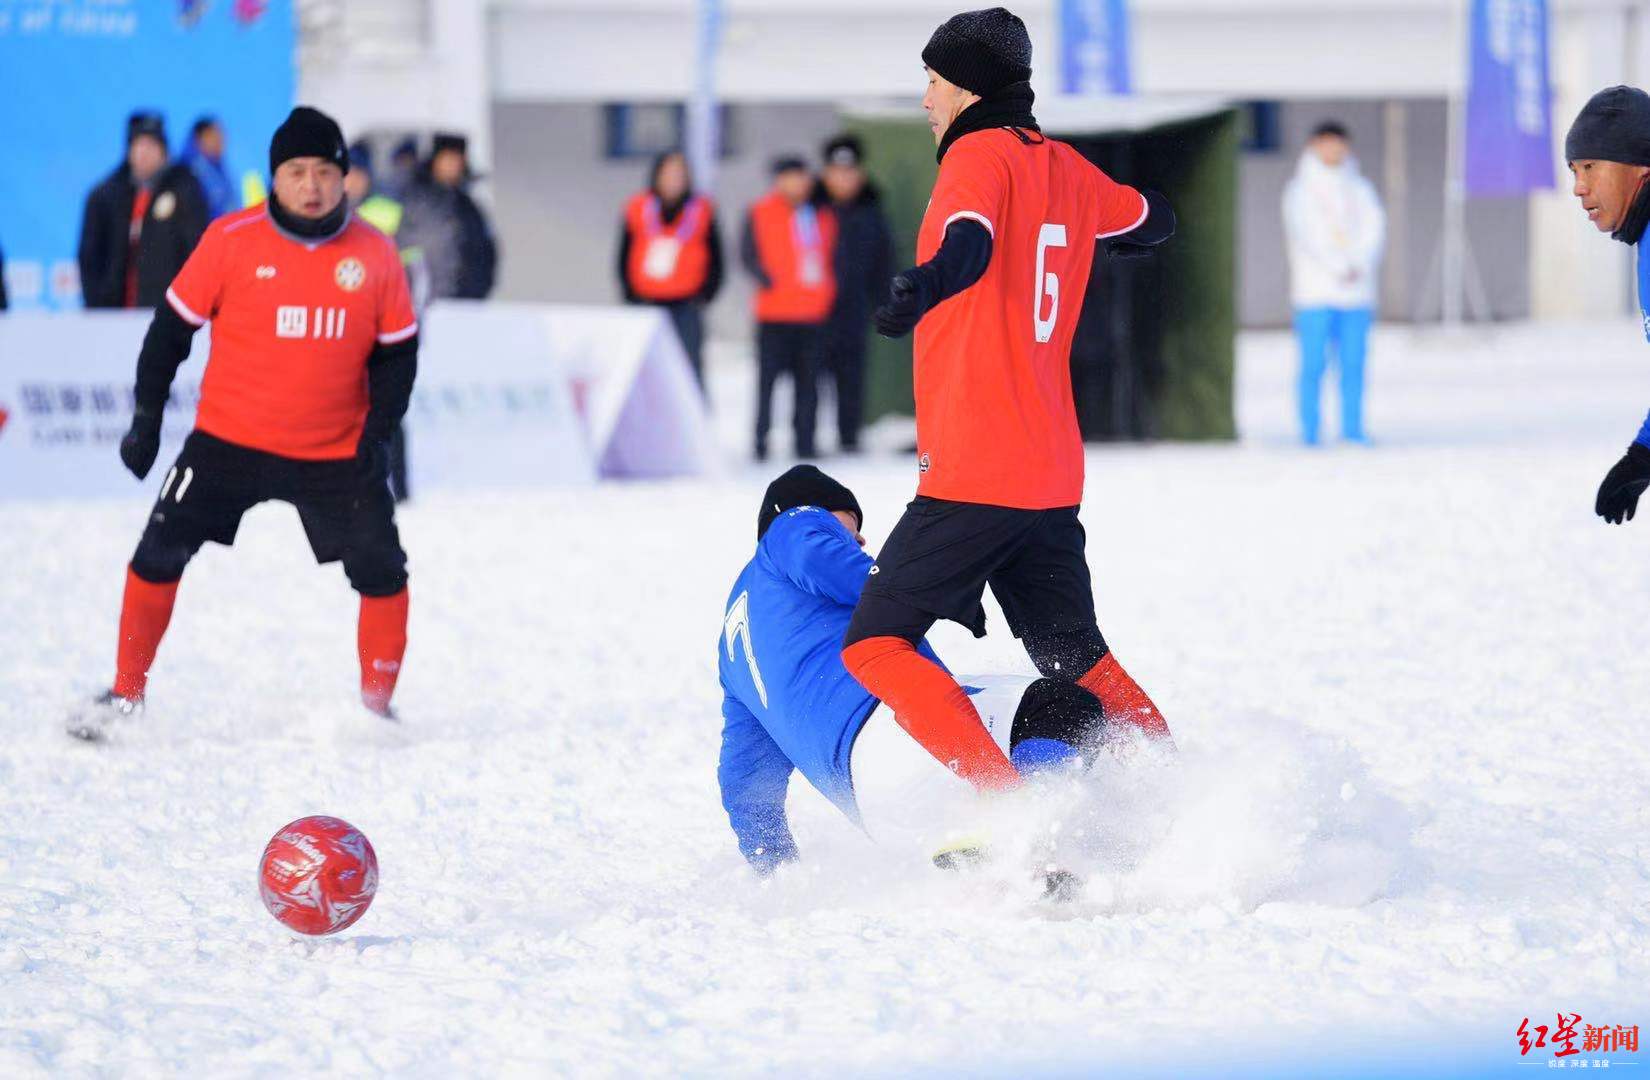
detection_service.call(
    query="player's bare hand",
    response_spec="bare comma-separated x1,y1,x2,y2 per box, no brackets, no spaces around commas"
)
874,273,922,338
119,409,161,481
1596,443,1650,524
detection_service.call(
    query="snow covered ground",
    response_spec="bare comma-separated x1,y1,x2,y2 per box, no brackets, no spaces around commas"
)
2,320,1648,1077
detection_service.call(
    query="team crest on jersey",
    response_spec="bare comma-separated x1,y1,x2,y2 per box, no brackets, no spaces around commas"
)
918,452,931,474
334,257,367,292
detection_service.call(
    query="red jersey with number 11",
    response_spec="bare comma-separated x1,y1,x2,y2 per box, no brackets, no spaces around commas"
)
913,128,1147,509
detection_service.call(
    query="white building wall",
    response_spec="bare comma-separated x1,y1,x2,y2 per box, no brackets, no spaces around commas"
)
297,0,1650,322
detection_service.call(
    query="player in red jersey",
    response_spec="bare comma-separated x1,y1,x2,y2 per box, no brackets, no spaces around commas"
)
841,8,1178,789
68,107,420,739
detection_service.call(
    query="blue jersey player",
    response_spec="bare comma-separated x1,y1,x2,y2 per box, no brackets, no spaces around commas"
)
717,466,1112,873
1566,86,1650,524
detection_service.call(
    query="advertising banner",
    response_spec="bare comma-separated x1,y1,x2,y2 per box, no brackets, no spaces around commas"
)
0,303,716,501
0,0,296,311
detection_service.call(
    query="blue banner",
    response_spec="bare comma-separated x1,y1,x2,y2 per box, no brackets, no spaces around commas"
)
1060,0,1132,95
0,0,295,310
1464,0,1554,196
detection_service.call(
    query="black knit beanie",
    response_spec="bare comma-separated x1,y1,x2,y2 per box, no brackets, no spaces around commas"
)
1565,86,1650,166
757,466,863,541
269,106,349,176
127,110,166,148
922,7,1032,97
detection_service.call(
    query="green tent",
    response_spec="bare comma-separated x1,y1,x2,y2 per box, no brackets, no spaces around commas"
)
843,96,1238,440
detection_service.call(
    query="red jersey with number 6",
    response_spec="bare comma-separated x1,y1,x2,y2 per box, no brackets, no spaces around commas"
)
912,128,1147,509
165,207,418,461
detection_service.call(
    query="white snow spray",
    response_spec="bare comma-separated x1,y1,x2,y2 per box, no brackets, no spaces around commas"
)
745,711,1423,919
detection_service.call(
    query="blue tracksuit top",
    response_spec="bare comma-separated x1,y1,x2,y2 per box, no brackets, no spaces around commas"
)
716,505,942,869
1636,242,1650,448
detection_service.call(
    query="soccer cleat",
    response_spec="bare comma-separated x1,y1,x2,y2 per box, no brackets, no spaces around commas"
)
66,690,143,742
360,692,399,722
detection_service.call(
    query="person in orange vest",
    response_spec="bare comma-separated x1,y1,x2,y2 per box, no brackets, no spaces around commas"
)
741,156,837,461
616,150,724,388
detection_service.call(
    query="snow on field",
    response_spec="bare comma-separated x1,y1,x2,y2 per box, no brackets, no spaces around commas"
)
2,320,1648,1077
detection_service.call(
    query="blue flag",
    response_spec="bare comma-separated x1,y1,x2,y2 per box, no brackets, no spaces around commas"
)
1060,0,1132,95
1465,0,1554,196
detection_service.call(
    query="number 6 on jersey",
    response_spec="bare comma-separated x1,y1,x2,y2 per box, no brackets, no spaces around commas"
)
1034,223,1067,343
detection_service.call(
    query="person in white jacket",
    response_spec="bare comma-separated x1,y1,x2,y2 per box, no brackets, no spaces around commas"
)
1282,121,1386,445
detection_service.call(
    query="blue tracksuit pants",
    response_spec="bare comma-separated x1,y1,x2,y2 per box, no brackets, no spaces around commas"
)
1294,306,1372,444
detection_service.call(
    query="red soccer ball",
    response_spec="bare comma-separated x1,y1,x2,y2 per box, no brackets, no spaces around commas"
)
257,815,379,935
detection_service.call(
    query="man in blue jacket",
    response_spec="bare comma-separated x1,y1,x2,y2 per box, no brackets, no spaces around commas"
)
717,466,1111,873
1567,86,1650,524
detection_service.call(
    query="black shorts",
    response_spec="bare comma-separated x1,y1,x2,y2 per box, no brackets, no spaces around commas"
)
131,430,407,595
846,496,1096,644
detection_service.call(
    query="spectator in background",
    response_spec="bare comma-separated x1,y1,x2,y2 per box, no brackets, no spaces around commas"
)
814,134,892,453
345,141,405,239
399,132,497,302
743,156,837,461
616,150,724,388
383,135,419,201
180,115,235,220
1282,120,1385,446
345,139,412,503
78,110,208,309
0,241,7,311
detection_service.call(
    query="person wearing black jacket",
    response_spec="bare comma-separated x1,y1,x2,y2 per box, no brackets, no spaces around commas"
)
615,150,724,387
77,111,208,309
399,132,498,302
66,107,422,740
814,135,893,452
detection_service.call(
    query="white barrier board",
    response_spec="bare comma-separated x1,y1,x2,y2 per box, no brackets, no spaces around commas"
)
0,302,714,501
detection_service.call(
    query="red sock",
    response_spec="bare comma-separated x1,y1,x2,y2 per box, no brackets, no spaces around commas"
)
1079,652,1173,742
113,567,179,700
842,636,1020,791
359,587,409,714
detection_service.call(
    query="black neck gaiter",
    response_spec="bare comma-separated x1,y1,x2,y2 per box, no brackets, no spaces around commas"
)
268,193,349,243
1613,177,1650,246
936,81,1040,164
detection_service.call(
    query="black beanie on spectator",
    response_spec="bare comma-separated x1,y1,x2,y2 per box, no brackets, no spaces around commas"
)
432,132,468,158
127,110,166,148
921,7,1033,97
771,154,809,176
269,106,349,176
823,134,864,168
757,466,863,540
1565,86,1650,166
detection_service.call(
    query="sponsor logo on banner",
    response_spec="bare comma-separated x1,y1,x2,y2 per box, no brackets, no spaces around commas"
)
5,380,198,451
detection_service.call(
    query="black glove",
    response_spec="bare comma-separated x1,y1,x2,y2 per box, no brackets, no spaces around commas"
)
1596,443,1650,524
874,273,924,339
119,407,162,480
1104,239,1158,261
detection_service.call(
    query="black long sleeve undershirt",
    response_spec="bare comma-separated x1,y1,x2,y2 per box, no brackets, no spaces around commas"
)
1107,189,1175,252
132,303,199,417
362,334,419,444
901,218,993,314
